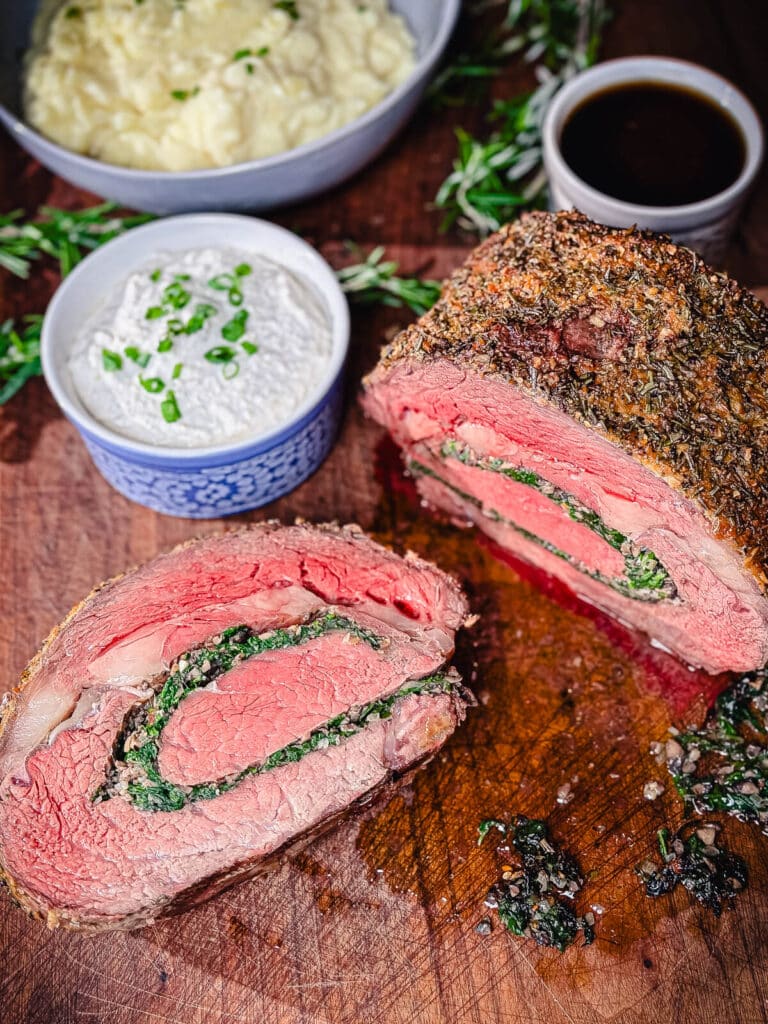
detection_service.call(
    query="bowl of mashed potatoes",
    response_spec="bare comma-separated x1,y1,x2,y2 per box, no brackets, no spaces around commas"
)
0,0,459,213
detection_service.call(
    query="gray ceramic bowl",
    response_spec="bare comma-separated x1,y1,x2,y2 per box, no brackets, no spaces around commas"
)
0,1,459,215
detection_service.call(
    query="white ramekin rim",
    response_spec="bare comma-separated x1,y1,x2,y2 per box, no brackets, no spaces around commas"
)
41,214,350,463
542,56,765,230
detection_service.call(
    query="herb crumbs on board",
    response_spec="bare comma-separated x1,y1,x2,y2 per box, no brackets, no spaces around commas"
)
655,668,768,831
636,824,747,915
478,816,595,952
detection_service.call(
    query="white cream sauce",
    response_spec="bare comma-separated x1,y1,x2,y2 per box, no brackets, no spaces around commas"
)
69,247,333,447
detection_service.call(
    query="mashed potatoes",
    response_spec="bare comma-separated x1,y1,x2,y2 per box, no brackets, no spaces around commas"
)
24,0,415,171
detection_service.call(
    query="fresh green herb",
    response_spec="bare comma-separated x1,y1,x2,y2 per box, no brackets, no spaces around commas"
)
234,262,252,277
172,362,183,379
166,318,184,335
204,345,236,363
145,306,166,320
125,346,151,368
221,309,248,342
223,360,240,380
659,668,768,832
183,302,217,335
0,317,42,404
102,348,122,372
139,376,165,394
64,6,82,18
274,0,299,19
241,341,259,356
162,280,191,310
161,389,181,423
157,339,173,353
256,46,270,56
246,62,255,74
336,245,442,317
0,203,153,282
233,48,252,60
173,272,191,282
208,273,235,291
150,268,161,282
170,87,200,101
636,824,747,916
434,0,609,234
96,613,452,811
477,818,507,845
480,816,595,951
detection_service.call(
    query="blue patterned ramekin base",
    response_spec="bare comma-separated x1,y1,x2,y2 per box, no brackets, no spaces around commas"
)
79,375,344,518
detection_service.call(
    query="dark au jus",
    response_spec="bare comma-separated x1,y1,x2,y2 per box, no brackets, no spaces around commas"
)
560,82,745,206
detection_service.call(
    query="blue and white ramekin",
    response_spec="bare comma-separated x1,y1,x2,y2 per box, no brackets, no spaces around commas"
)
41,215,349,518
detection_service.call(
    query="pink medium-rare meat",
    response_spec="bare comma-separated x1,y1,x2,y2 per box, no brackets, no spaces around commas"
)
362,211,768,674
0,523,470,930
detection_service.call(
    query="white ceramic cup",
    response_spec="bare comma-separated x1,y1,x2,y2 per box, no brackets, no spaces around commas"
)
542,57,764,264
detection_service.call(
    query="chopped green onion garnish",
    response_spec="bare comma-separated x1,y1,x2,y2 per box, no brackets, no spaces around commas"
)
274,1,299,19
162,281,191,310
146,306,165,320
241,341,259,355
233,48,252,61
223,360,240,381
140,376,165,394
167,318,184,335
161,389,182,423
172,362,183,379
158,339,173,353
208,273,235,291
221,309,248,342
256,46,270,57
183,303,217,334
125,346,151,367
234,263,252,277
170,87,199,101
150,268,161,282
102,348,122,372
228,287,243,307
173,273,191,282
204,345,236,363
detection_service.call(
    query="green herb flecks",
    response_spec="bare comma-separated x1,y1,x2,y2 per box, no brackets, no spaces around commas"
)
172,362,183,380
102,348,122,372
140,376,165,394
434,0,609,234
480,816,595,951
170,87,200,101
161,389,181,423
274,0,299,19
64,5,82,18
241,341,259,356
183,303,217,335
150,268,161,282
96,613,451,812
636,824,747,916
410,442,676,602
125,346,151,368
221,309,248,342
336,245,442,317
0,317,42,403
204,345,236,363
208,272,243,307
658,668,768,831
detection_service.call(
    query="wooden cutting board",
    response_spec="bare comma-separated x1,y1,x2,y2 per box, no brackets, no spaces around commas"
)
1,244,767,1022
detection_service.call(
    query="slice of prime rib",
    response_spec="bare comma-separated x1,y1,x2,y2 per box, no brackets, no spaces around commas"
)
363,211,768,674
0,523,470,931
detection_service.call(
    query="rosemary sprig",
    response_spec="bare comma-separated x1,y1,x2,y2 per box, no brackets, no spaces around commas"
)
0,204,153,404
0,317,42,405
336,245,442,316
0,202,153,280
435,0,609,235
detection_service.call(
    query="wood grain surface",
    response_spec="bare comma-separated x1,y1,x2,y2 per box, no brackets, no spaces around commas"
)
2,3,768,1022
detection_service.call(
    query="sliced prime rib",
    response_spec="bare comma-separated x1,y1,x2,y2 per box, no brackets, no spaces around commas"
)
0,523,470,930
363,211,768,674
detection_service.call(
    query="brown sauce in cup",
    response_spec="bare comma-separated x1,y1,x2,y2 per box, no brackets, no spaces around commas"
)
560,82,746,207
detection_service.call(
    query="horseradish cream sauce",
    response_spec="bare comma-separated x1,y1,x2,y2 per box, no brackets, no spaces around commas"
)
69,248,333,448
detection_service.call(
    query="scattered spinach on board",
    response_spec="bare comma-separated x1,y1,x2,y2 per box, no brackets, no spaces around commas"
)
434,0,610,234
478,815,596,951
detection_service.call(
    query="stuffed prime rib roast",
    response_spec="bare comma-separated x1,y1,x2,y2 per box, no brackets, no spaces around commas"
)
0,523,470,930
363,211,768,674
